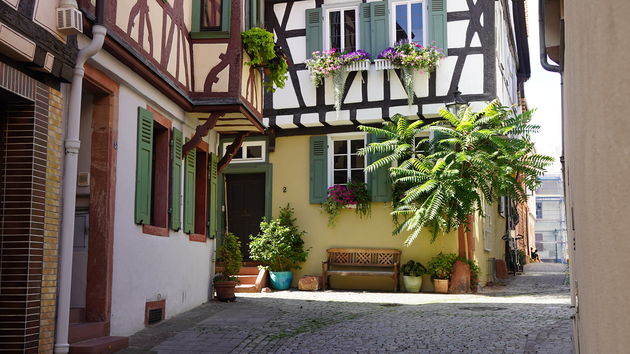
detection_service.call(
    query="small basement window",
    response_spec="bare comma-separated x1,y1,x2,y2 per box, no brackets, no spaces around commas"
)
145,300,165,326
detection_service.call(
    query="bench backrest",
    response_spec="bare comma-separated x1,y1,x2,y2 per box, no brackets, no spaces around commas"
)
326,248,401,267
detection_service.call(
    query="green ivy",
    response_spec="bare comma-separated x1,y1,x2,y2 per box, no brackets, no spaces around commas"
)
401,260,427,277
427,253,458,280
241,27,289,92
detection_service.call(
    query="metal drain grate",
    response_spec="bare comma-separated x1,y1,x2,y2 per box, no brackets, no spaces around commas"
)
148,308,164,324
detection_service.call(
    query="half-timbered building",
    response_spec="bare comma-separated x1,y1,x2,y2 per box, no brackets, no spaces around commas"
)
2,0,267,352
219,0,531,291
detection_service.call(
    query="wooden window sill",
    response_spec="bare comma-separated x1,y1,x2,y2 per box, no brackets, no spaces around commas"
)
188,233,207,243
143,225,169,237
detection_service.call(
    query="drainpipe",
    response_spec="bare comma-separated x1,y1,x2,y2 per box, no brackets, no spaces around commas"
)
54,2,107,353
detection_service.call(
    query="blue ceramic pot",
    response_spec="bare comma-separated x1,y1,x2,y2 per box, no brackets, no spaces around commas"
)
269,271,292,290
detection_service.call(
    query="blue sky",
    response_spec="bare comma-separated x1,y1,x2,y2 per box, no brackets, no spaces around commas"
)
524,0,563,173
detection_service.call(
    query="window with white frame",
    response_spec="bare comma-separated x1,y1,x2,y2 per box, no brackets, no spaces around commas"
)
329,135,365,185
392,1,426,45
222,141,266,163
484,201,493,251
325,7,358,52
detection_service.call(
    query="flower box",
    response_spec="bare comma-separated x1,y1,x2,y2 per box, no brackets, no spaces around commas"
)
374,59,399,70
344,60,371,72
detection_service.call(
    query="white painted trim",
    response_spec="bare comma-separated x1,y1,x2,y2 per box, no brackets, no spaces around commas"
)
390,0,428,46
326,132,367,187
323,3,361,51
222,141,266,163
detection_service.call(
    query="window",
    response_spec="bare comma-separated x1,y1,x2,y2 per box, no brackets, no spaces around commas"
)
184,141,209,242
330,135,365,185
222,141,266,163
484,202,493,251
326,7,358,52
201,0,222,30
134,107,173,237
192,0,230,38
536,202,543,219
244,0,264,30
392,1,426,45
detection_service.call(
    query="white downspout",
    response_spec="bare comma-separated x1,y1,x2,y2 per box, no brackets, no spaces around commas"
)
54,24,107,354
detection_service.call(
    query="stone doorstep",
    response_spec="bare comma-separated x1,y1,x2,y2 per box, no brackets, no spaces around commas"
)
69,336,128,354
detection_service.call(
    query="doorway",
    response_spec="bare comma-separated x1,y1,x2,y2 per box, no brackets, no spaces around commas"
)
225,173,266,259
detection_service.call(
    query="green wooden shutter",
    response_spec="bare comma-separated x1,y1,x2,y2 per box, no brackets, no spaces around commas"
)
305,8,323,59
428,0,448,55
183,142,196,234
309,135,328,204
134,107,153,225
367,134,392,202
207,153,218,239
370,1,390,56
170,128,183,231
360,3,372,53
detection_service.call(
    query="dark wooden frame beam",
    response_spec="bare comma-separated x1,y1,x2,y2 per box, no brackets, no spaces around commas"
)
183,113,222,155
217,132,250,173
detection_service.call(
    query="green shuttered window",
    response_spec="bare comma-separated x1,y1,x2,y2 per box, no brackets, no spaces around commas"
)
170,128,183,231
367,134,392,202
309,136,328,203
308,1,447,57
183,141,197,234
309,134,392,204
429,0,448,54
305,8,323,59
135,107,154,225
207,153,218,238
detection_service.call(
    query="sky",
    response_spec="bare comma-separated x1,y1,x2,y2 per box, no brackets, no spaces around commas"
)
524,0,563,173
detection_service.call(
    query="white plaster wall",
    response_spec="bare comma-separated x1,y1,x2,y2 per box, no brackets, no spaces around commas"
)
83,35,216,337
110,85,214,337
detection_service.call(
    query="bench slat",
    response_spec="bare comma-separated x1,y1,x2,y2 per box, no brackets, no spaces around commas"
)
327,270,396,277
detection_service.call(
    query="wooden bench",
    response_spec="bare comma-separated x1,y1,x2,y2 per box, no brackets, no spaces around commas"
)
322,248,401,291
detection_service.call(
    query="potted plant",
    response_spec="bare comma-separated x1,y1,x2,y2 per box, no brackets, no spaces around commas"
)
427,253,458,294
241,27,288,92
305,49,371,111
321,181,371,226
377,41,444,106
214,232,242,302
401,260,427,293
249,204,309,290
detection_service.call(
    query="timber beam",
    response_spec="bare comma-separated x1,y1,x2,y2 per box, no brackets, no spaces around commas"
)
183,113,222,155
218,132,250,173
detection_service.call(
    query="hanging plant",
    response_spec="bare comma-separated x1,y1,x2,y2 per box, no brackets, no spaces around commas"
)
321,181,371,226
241,28,289,92
306,49,371,111
379,41,444,106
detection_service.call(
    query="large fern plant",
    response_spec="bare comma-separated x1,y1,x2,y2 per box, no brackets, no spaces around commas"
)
361,100,553,246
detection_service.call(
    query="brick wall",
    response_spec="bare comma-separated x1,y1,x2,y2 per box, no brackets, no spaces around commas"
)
38,88,63,353
0,61,62,353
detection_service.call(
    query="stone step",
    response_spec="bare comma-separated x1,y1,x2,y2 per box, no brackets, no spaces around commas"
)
235,275,257,285
69,336,128,354
239,266,261,275
69,308,86,323
68,322,107,344
235,284,259,293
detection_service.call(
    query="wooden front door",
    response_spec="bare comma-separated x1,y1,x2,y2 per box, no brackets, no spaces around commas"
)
225,173,265,259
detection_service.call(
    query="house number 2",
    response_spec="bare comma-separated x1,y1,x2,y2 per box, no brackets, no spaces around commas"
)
283,187,287,193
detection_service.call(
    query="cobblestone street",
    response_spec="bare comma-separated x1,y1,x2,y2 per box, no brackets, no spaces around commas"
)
120,263,573,354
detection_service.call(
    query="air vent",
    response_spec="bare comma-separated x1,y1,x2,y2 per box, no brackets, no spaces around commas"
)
147,308,163,325
363,6,371,18
57,7,83,35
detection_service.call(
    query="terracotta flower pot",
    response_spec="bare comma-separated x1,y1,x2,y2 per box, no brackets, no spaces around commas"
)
433,279,449,294
214,280,236,302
